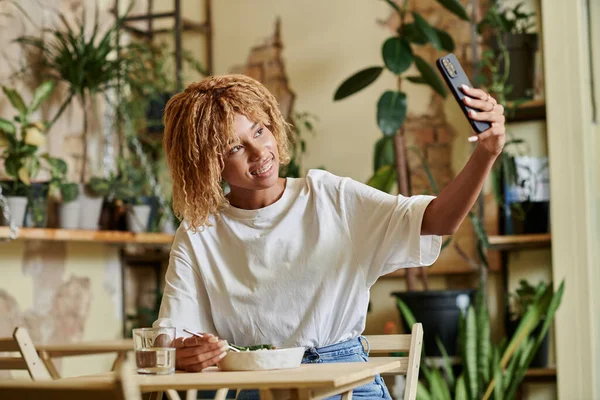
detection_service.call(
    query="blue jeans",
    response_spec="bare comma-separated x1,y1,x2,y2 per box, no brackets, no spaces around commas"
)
236,337,392,400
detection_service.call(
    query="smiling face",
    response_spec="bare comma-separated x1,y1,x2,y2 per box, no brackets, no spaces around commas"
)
221,114,281,194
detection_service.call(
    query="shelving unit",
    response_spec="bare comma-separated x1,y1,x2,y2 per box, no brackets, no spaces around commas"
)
488,233,552,250
506,99,546,123
0,227,173,245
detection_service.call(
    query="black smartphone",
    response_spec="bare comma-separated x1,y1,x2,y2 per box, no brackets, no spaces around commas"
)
436,53,491,134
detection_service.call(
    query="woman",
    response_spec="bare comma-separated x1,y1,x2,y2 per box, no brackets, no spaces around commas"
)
157,74,505,399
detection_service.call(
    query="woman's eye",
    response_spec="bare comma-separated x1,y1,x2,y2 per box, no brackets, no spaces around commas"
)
229,145,242,154
254,128,264,138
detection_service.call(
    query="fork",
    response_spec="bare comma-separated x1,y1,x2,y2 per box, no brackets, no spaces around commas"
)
183,328,241,352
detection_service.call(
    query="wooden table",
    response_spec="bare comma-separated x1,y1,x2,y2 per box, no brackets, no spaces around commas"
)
35,339,134,379
64,359,402,400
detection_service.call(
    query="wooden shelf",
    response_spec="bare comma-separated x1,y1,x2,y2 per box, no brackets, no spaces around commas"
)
0,227,174,245
487,233,551,251
381,265,477,279
506,99,546,122
524,367,557,382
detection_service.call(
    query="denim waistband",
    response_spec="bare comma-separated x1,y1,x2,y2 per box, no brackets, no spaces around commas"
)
303,336,370,358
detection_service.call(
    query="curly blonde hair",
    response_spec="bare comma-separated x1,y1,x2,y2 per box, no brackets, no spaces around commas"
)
163,74,291,229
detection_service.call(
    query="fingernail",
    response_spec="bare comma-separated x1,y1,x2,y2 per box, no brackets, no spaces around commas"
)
461,84,469,90
469,110,477,116
468,136,478,142
464,97,471,103
219,352,227,359
209,337,218,343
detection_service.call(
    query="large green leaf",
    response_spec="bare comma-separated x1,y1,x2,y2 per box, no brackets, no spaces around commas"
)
493,352,504,400
29,81,56,112
430,368,452,400
406,76,427,84
435,337,455,388
367,164,396,193
416,381,432,400
373,136,395,172
377,91,407,136
455,374,468,400
403,23,428,45
435,28,455,52
476,287,491,386
333,67,384,101
464,306,478,399
2,86,27,116
396,298,418,328
412,12,442,50
382,37,413,74
435,0,470,21
414,56,447,97
0,118,16,135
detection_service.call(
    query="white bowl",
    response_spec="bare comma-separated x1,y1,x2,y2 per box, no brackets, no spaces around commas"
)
217,347,305,371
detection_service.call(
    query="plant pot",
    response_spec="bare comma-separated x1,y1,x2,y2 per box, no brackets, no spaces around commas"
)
492,33,539,100
58,200,81,229
127,204,151,233
392,289,475,357
25,182,49,228
4,196,28,227
504,201,550,234
507,318,549,368
79,184,104,230
146,92,172,133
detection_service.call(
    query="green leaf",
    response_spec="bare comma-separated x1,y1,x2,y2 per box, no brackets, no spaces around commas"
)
406,76,427,84
476,288,491,386
455,374,468,400
493,351,504,400
465,306,478,399
60,182,80,203
435,28,455,52
412,12,442,50
416,381,432,400
382,37,413,74
403,23,428,45
373,136,395,172
29,81,55,112
0,118,16,135
430,368,452,400
435,337,455,388
396,297,418,328
333,67,384,101
377,91,407,136
435,0,470,21
414,56,447,97
2,86,27,116
367,164,396,193
4,154,22,178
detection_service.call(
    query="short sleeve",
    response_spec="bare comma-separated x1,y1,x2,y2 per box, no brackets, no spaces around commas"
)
157,226,217,336
341,178,442,286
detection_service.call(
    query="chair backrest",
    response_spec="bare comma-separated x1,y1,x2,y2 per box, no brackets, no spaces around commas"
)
0,327,52,380
364,323,423,400
0,359,141,400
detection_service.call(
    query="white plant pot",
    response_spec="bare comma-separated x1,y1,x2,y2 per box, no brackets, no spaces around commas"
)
127,204,151,233
59,200,81,229
78,184,103,230
4,196,28,227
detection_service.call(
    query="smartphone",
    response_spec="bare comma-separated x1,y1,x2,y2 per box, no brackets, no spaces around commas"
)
436,53,491,134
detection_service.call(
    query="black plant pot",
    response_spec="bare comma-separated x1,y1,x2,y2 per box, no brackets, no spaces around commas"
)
25,182,50,228
505,201,550,234
146,92,173,133
392,289,475,357
507,318,549,368
493,33,539,100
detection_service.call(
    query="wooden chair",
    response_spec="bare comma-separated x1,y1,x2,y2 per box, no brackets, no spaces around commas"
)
364,322,423,400
0,359,141,400
0,327,52,381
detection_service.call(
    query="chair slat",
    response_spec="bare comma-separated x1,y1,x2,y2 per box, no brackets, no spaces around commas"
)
0,357,28,370
363,335,412,353
0,338,21,352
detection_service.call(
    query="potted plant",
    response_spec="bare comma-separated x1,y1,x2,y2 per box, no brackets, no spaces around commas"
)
16,7,126,229
507,279,551,368
334,0,474,357
477,2,538,100
399,279,564,399
279,111,319,178
0,81,55,227
43,155,80,229
121,160,152,233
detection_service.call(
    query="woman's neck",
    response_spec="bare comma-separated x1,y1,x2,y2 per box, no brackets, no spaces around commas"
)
226,177,287,210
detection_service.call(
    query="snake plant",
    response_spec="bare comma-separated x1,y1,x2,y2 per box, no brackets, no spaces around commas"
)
397,279,564,400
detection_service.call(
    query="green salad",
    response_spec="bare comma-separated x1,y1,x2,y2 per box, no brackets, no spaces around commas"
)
229,344,275,351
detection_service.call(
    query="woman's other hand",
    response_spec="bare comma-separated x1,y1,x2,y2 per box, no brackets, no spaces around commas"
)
174,333,229,372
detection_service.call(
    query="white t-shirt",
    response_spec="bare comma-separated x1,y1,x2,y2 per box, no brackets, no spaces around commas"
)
158,169,441,348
